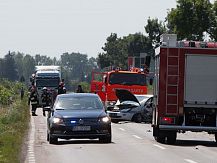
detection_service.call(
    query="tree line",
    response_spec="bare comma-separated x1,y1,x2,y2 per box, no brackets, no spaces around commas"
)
0,0,217,89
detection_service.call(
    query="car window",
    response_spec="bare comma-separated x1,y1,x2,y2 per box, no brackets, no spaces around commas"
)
55,96,104,110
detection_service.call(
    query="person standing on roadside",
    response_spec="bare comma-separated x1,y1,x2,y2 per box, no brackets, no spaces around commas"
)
76,85,84,93
29,87,38,116
20,87,24,100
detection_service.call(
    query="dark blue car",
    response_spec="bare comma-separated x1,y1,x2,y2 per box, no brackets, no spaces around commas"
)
46,93,111,144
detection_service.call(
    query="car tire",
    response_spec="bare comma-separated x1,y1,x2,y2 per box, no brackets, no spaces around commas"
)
133,114,142,123
111,119,119,123
99,135,112,143
49,134,58,144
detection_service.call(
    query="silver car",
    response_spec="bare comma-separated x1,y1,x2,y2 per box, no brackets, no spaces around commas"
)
107,89,153,123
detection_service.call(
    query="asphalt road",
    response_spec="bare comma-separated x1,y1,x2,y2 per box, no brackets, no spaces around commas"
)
25,109,217,163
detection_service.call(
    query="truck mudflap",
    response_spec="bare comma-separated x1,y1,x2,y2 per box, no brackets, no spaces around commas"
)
159,125,217,132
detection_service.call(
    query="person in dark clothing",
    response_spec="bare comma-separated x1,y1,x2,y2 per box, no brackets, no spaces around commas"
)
29,87,38,116
41,87,52,116
76,85,84,93
58,83,65,94
20,87,24,100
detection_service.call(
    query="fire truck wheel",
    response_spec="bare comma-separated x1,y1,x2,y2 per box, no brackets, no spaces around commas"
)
133,114,142,123
153,127,166,143
166,132,177,145
155,135,166,143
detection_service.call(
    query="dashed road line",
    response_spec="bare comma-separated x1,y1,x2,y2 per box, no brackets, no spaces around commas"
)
153,144,166,150
132,135,143,140
119,128,126,131
184,159,198,163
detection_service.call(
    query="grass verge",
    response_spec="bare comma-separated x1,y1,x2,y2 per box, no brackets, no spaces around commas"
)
0,97,30,163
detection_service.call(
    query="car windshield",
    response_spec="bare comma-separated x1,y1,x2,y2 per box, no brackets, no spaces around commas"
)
55,96,104,110
36,78,59,87
135,95,150,103
109,73,146,85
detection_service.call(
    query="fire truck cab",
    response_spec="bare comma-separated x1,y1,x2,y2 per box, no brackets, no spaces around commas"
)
90,67,149,110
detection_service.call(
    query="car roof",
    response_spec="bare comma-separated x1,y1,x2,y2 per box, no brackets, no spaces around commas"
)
57,93,99,98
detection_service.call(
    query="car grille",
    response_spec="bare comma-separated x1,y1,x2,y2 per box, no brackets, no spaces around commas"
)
64,118,99,125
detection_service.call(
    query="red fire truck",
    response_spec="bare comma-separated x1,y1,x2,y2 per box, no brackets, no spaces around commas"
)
90,67,149,110
152,34,217,144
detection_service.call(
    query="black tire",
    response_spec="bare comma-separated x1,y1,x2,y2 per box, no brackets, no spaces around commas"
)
153,127,166,143
47,132,49,141
99,135,112,143
133,114,142,123
154,135,166,143
49,134,58,144
111,119,119,123
167,132,177,145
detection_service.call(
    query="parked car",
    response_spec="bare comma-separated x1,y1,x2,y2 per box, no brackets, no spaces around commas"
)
45,93,112,144
107,89,153,123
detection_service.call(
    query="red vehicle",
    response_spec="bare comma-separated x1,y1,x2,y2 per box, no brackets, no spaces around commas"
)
152,34,217,144
90,67,149,109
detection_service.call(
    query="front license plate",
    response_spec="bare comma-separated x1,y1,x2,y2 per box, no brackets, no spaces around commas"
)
109,113,117,117
73,126,91,131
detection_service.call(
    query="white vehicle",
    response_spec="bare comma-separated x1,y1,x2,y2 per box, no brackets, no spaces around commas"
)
32,66,61,106
107,89,153,123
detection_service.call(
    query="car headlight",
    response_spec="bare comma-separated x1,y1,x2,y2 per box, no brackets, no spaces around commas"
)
101,116,110,123
53,117,64,124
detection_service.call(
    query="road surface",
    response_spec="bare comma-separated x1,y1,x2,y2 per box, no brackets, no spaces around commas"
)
25,109,217,163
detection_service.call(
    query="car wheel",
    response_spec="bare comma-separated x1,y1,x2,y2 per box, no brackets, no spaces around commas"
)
133,114,142,123
99,135,112,143
49,134,58,144
111,119,119,123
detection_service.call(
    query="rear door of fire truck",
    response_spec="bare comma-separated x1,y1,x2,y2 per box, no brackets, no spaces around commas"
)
90,71,107,103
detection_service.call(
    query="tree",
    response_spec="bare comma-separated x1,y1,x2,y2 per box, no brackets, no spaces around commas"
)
145,17,167,47
208,0,217,41
3,51,18,81
166,0,212,41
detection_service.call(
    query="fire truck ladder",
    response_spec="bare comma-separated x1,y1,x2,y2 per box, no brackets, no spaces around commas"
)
166,49,179,115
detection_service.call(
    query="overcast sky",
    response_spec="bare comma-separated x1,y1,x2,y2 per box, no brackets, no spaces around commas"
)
0,0,178,59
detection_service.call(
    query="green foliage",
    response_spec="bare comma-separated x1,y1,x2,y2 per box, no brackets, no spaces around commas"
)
0,80,29,163
98,33,151,69
166,0,213,41
145,17,167,47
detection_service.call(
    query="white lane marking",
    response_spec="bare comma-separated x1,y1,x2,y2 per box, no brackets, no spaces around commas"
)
26,112,36,163
119,128,126,131
184,159,198,163
132,135,143,139
153,144,166,150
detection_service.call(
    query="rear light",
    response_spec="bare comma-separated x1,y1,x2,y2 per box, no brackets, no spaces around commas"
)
160,117,175,124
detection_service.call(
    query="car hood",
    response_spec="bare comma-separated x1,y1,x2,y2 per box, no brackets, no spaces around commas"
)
54,109,106,118
115,89,140,104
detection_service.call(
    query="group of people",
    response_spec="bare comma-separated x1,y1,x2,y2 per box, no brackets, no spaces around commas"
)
29,80,67,116
29,80,85,116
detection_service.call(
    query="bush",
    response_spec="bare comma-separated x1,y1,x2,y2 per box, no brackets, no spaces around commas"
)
0,80,29,163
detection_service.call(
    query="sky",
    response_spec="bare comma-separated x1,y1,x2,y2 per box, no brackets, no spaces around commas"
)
0,0,178,59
